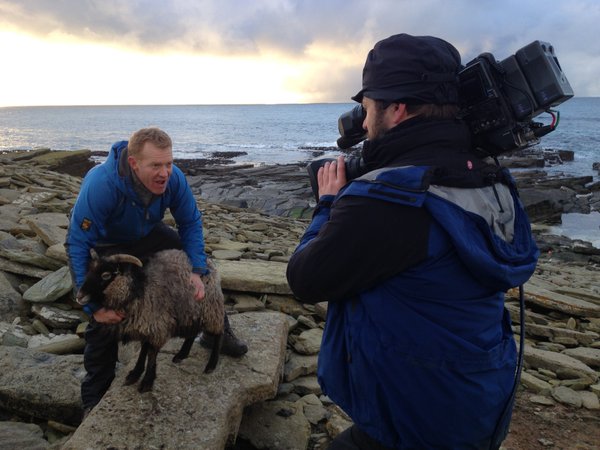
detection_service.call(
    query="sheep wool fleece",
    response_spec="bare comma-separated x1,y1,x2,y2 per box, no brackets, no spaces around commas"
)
290,164,539,449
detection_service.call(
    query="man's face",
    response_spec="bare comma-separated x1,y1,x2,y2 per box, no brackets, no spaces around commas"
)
128,142,173,195
362,97,392,141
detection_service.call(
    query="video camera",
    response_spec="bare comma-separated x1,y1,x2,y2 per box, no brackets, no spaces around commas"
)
307,40,574,200
457,40,573,154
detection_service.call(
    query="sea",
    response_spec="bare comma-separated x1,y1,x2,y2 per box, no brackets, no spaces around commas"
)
1,98,599,244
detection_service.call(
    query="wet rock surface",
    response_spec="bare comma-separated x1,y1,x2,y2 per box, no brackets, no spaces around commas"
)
0,149,599,449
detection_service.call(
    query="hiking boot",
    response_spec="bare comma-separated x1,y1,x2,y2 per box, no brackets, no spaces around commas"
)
200,315,248,357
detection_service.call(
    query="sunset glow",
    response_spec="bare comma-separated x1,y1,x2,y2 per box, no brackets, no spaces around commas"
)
0,0,598,107
0,30,317,106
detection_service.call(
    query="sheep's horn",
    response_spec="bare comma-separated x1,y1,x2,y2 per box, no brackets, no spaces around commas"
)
76,292,90,306
104,254,144,267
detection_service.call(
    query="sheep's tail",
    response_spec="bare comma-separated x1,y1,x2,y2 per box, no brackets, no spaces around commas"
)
200,259,225,335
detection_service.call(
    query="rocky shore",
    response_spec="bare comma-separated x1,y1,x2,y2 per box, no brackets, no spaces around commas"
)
0,148,599,449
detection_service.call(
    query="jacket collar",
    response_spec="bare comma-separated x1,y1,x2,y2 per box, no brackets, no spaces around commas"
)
111,141,156,206
361,117,476,171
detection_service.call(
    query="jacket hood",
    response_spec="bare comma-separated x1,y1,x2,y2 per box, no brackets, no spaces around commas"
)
105,140,151,203
426,178,539,291
360,119,538,290
106,140,129,192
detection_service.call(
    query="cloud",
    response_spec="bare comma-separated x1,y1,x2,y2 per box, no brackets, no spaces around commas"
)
0,0,367,55
0,0,598,99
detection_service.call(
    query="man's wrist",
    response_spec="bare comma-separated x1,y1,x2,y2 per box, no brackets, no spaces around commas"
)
83,302,102,317
193,267,210,276
318,194,335,207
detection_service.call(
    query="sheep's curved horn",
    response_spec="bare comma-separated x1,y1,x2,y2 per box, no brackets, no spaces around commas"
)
104,254,144,267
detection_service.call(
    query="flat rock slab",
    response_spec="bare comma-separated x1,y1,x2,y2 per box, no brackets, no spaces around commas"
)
524,344,599,382
216,259,292,295
62,311,289,450
0,347,85,425
509,283,600,318
0,421,48,450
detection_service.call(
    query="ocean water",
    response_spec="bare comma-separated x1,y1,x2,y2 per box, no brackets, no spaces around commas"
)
0,98,597,172
534,97,600,179
1,99,599,244
0,103,353,165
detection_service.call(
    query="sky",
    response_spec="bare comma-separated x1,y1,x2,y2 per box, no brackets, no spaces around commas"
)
0,0,598,107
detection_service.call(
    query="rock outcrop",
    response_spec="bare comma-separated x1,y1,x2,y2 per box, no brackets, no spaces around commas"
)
0,150,599,450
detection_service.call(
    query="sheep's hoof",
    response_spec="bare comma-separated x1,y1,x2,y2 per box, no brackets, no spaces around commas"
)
138,381,154,393
124,372,141,385
203,364,216,374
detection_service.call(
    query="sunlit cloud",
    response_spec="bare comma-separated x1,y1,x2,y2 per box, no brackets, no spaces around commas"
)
0,0,599,106
0,30,317,106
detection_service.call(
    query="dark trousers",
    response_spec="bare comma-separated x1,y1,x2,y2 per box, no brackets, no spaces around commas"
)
328,425,394,450
81,223,182,410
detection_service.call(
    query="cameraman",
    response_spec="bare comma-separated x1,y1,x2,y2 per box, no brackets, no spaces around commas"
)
286,34,539,450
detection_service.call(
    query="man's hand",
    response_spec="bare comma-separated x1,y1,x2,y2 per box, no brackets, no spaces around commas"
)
191,273,205,302
93,308,126,324
318,155,347,198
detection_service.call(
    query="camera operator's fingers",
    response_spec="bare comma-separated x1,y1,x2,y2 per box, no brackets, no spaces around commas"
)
336,155,347,184
318,158,347,198
317,162,333,197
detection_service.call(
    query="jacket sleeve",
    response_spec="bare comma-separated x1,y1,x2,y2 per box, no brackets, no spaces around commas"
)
65,166,119,314
168,166,208,274
286,193,431,304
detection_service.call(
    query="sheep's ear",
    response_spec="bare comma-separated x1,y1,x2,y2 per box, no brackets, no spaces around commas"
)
105,254,143,268
90,248,99,261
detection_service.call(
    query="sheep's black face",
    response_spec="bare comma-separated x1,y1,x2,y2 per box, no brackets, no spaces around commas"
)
76,260,121,306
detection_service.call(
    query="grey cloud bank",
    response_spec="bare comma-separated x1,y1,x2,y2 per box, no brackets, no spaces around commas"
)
0,0,598,99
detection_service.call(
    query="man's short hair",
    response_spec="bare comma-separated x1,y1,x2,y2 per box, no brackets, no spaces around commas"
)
128,127,172,157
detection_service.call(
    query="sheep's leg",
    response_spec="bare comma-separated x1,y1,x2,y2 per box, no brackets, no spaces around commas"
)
204,333,223,374
172,337,195,363
138,345,159,393
124,341,149,386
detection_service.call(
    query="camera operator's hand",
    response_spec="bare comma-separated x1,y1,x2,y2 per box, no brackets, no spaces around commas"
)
318,155,347,198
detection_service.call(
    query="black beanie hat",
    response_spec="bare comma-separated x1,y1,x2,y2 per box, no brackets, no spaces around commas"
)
352,33,462,105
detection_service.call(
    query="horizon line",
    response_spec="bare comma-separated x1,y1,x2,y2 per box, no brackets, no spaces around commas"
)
1,97,597,109
0,101,355,108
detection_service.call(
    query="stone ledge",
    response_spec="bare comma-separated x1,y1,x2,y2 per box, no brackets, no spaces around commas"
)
61,311,289,450
216,259,292,295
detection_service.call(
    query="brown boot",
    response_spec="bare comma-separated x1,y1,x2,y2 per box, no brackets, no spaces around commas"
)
200,314,248,357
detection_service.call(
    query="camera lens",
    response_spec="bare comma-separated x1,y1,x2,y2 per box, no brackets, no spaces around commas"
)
337,105,367,149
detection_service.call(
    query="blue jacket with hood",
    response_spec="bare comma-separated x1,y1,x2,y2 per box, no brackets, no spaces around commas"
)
66,141,207,314
286,118,539,449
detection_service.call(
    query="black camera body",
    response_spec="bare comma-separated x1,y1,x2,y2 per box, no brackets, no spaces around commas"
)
458,40,573,155
307,40,573,201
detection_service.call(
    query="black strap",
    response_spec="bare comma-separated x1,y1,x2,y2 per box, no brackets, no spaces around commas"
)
489,285,525,449
428,164,510,188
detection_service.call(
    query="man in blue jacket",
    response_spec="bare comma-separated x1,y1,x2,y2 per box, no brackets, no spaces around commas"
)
66,127,247,415
286,34,539,449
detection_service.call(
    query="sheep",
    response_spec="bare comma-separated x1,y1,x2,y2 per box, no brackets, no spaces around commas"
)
76,248,224,393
